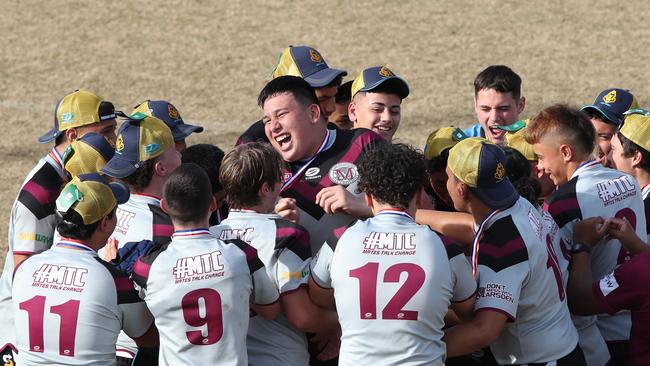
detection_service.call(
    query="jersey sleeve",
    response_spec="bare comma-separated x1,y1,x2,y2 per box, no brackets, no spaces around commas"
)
474,217,530,320
274,220,312,294
10,201,57,254
95,257,155,338
310,226,347,289
131,241,167,291
229,239,279,305
149,204,174,245
440,236,477,302
593,253,650,315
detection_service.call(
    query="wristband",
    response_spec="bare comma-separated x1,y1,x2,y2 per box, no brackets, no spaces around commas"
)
571,243,591,254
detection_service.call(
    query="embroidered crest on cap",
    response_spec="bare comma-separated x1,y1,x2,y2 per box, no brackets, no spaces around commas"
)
495,162,505,181
115,134,125,152
60,112,74,124
603,90,617,104
168,104,179,119
309,49,322,63
329,162,359,186
379,66,394,77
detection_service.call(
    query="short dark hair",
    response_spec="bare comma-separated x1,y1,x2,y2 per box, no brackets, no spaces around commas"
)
426,148,450,174
323,76,344,89
181,144,225,194
57,208,115,240
219,142,283,209
163,163,213,224
525,104,596,156
618,132,650,173
120,158,157,192
358,143,427,210
335,80,353,103
258,75,319,108
474,65,522,100
502,146,540,205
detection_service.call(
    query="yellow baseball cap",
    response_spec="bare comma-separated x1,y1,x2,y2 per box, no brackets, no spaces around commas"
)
63,133,115,178
448,138,518,209
619,113,650,152
505,126,536,161
424,127,468,160
56,173,129,225
39,90,116,144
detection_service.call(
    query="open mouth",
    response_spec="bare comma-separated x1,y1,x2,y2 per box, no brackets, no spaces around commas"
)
274,133,291,150
373,124,393,134
488,125,505,139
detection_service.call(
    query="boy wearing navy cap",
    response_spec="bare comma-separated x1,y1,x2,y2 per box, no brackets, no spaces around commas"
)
131,100,204,151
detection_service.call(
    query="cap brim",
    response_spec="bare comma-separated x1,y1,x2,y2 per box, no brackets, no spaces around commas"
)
304,68,348,88
580,105,621,125
359,77,410,99
470,179,519,210
38,127,63,144
101,155,138,179
172,123,204,141
108,181,130,205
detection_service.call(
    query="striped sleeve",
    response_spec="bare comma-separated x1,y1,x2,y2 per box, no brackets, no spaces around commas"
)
544,177,581,229
132,242,168,290
149,204,174,245
273,220,312,293
95,257,142,305
229,239,279,305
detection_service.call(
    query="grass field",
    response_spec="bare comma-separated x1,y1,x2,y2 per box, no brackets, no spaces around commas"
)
1,0,649,267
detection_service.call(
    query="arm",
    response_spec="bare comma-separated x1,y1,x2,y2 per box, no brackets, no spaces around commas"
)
13,253,31,269
282,286,338,333
308,276,335,309
443,310,508,357
567,251,603,315
415,210,474,246
606,217,650,254
450,295,476,322
133,323,159,348
251,302,281,320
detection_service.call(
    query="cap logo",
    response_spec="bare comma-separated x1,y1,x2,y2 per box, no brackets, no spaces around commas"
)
168,104,179,120
603,90,617,104
452,128,468,142
115,134,124,152
309,49,322,63
145,143,160,156
379,66,394,77
495,162,505,181
60,112,74,124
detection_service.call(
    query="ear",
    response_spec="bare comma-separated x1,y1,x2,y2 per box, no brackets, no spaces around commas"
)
632,150,644,168
65,128,78,142
154,159,168,177
160,198,169,214
517,96,526,115
458,182,469,200
348,100,358,123
209,195,218,213
364,192,373,209
308,103,321,125
260,182,272,197
99,215,113,234
559,144,574,163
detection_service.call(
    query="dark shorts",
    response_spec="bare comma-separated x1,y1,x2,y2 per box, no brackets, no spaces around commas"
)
513,344,586,366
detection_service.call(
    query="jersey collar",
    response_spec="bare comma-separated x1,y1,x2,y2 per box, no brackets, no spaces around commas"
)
172,228,212,239
130,193,162,206
55,238,97,253
374,209,414,221
571,159,600,180
227,209,280,219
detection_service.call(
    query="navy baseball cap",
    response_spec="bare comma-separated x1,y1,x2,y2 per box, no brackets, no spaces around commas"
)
131,100,204,142
273,46,347,88
448,138,518,209
581,88,638,126
351,66,409,99
101,113,174,179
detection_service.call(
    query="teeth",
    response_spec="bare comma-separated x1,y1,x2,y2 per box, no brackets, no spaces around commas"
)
375,126,391,131
275,134,290,143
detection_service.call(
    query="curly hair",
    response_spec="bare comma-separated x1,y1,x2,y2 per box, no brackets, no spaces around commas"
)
358,143,427,210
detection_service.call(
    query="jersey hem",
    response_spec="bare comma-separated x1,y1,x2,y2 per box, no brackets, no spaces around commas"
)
474,306,516,322
592,282,618,315
451,286,478,303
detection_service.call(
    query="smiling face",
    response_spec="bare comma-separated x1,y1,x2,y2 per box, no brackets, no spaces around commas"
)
591,117,616,167
350,92,402,141
532,138,570,186
314,86,338,119
609,133,635,174
475,89,524,145
262,92,323,162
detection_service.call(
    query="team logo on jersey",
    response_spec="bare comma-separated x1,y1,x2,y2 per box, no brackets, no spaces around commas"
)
282,171,292,184
115,134,125,152
304,167,321,180
362,232,416,255
309,49,322,63
173,250,224,284
494,162,505,181
168,104,179,119
329,162,359,186
32,264,87,290
596,175,636,206
379,66,394,77
603,90,617,104
219,227,254,243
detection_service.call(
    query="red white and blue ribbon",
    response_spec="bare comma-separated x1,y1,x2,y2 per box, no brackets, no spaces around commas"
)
471,209,504,278
172,229,211,238
280,130,332,194
49,148,64,169
375,209,414,221
56,239,96,253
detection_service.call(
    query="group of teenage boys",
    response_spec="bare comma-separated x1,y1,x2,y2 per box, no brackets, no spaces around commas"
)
1,44,649,366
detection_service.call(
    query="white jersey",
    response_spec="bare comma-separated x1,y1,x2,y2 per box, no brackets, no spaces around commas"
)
545,161,647,347
474,197,578,365
0,149,65,352
210,210,312,366
439,235,478,303
132,229,279,366
13,240,153,366
105,193,173,358
311,210,453,366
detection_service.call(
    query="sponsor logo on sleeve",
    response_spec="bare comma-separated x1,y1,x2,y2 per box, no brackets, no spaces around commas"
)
599,272,619,296
477,283,514,303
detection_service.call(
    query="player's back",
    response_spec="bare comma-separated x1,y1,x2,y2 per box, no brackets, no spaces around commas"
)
13,242,147,366
133,230,256,366
326,211,452,365
211,211,312,366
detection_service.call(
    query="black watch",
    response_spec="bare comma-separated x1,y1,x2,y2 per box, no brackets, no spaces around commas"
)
571,243,592,254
